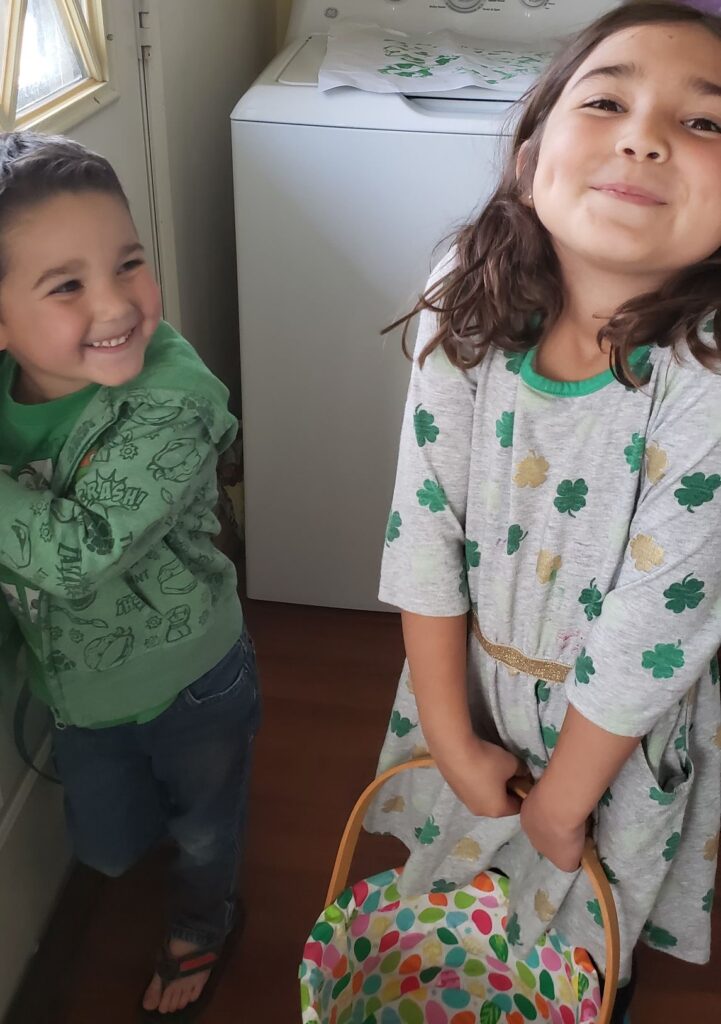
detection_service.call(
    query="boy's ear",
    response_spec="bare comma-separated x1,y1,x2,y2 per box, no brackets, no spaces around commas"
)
0,305,8,351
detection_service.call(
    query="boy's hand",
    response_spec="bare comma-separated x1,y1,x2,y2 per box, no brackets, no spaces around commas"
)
434,734,526,818
520,781,586,872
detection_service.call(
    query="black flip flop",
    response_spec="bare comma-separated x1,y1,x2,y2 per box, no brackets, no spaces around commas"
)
140,904,244,1023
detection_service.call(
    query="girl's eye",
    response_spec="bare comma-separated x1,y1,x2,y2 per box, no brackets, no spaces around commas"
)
582,98,623,113
50,279,81,295
119,258,144,273
685,117,721,134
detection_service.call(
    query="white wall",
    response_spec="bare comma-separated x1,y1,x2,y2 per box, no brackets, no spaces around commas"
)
150,0,276,412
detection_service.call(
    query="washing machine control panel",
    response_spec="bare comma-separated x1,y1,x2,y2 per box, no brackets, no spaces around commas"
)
291,1,622,41
444,0,549,9
444,0,485,13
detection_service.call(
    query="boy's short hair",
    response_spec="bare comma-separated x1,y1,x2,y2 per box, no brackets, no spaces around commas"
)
0,131,129,280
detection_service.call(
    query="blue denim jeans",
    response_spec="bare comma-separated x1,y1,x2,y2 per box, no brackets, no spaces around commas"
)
52,632,260,947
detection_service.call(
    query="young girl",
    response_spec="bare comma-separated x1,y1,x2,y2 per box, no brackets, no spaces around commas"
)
0,132,260,1021
366,2,721,1018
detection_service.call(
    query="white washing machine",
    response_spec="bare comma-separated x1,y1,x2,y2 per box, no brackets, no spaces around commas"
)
231,0,618,612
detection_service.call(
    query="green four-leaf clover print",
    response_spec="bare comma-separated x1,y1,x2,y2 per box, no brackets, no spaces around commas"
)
535,680,551,703
542,724,559,750
495,411,515,449
465,539,480,571
507,524,528,555
624,433,646,473
579,578,603,621
575,648,596,685
385,510,402,546
663,573,705,613
414,816,441,845
505,351,524,375
642,642,685,679
520,748,547,770
712,657,720,686
417,479,448,513
390,710,416,738
432,879,458,894
642,921,678,949
674,472,721,513
554,479,588,517
506,912,522,946
600,787,613,808
703,889,715,913
674,725,689,752
586,899,603,927
663,832,681,862
650,786,675,806
601,859,619,885
414,405,440,447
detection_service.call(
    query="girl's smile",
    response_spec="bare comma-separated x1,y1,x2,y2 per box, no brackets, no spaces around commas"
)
532,22,721,284
589,181,667,205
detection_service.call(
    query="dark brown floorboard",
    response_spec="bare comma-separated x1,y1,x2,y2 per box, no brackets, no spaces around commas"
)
6,600,720,1022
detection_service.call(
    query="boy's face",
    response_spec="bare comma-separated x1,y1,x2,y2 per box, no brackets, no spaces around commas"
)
0,191,162,402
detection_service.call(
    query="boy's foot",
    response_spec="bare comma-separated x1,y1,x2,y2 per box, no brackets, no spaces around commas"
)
142,938,212,1016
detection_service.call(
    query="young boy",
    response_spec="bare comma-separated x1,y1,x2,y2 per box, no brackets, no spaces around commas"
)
0,131,259,1021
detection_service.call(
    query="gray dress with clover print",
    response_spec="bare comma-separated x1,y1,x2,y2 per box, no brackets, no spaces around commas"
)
366,257,721,981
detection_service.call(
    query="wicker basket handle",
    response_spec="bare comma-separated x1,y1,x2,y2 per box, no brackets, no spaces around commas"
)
325,757,620,1024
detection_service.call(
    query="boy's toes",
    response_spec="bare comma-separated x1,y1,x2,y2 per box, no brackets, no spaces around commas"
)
142,973,163,1012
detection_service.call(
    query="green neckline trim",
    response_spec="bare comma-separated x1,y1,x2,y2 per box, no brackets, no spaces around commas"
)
2,356,99,419
520,345,652,397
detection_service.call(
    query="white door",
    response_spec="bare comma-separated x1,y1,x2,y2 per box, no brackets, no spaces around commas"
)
0,4,155,1015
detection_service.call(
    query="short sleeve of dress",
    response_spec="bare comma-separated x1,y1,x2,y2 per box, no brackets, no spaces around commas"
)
567,333,721,737
379,253,478,616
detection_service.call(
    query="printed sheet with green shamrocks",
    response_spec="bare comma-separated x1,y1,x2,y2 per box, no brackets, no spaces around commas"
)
319,23,552,94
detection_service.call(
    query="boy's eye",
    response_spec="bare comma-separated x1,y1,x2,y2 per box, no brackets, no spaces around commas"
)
50,279,81,295
582,98,623,113
685,117,721,134
119,258,144,273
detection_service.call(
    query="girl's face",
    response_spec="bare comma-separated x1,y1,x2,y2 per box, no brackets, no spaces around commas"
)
0,191,161,402
531,22,721,283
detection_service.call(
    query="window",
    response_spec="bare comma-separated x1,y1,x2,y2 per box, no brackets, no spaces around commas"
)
1,0,113,132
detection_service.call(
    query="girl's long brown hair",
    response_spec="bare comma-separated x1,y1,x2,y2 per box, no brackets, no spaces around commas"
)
389,1,721,385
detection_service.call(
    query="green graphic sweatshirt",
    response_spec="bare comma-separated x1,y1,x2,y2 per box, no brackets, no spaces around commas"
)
0,321,243,728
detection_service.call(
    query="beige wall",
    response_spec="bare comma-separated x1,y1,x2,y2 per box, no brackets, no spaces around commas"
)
277,0,292,45
151,0,276,411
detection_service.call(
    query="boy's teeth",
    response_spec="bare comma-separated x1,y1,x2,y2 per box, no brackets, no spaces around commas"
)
90,333,129,349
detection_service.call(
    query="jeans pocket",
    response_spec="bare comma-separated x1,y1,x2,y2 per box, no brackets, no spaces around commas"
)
183,635,255,707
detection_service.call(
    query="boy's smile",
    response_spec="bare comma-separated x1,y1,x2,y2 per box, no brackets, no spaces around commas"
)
0,191,161,403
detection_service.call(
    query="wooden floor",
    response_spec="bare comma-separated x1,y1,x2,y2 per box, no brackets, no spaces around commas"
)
7,600,721,1023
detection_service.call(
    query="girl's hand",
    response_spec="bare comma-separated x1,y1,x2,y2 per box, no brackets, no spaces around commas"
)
520,782,586,872
434,734,526,818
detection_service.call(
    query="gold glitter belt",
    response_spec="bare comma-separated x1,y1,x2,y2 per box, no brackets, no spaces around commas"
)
470,615,571,684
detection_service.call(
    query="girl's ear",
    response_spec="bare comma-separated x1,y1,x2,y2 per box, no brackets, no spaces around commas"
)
516,141,534,208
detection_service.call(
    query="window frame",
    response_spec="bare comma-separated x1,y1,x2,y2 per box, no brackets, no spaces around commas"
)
0,0,117,134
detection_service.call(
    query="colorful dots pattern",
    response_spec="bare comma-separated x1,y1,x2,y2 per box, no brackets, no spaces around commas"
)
301,869,602,1023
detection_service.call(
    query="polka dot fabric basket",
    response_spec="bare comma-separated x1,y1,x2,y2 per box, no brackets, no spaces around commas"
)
300,759,620,1024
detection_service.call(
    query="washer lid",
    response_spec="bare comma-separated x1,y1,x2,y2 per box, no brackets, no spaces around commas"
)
278,34,534,101
232,35,524,134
